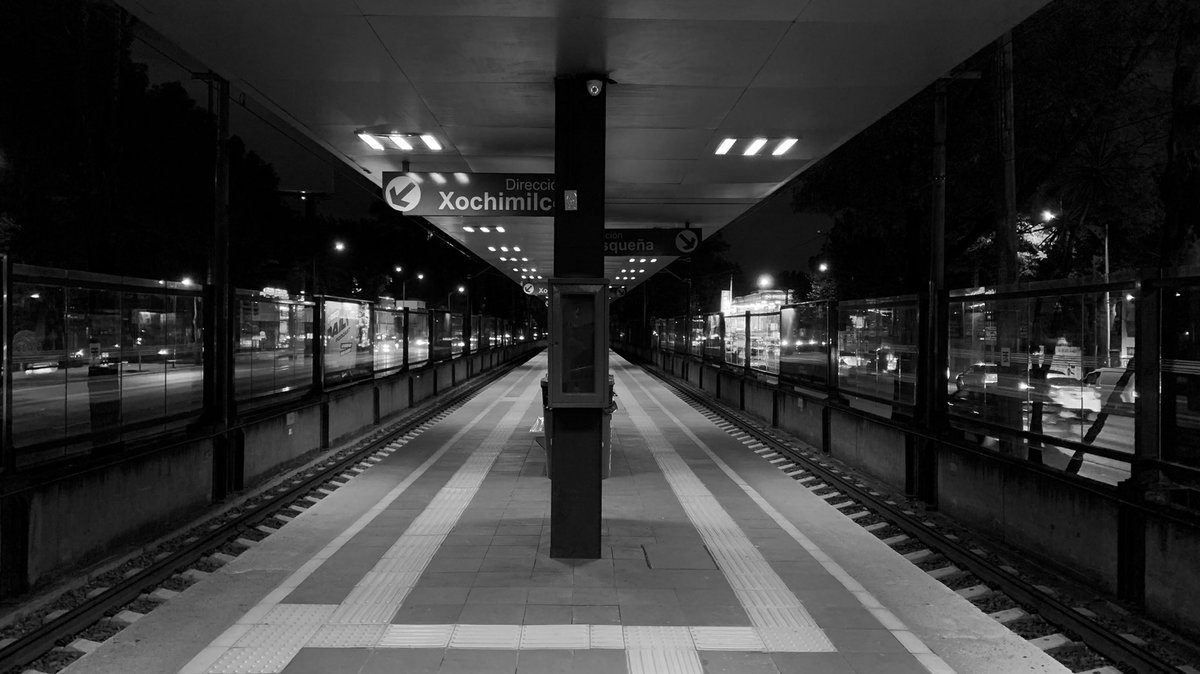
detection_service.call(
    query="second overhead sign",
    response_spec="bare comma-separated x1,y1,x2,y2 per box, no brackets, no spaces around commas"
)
603,228,702,257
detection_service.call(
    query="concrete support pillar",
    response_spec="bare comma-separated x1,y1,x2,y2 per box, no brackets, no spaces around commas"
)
549,74,606,559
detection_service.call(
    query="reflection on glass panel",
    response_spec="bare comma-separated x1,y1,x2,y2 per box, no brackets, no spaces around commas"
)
164,295,205,416
725,315,747,367
431,311,451,361
946,288,1132,485
749,313,780,373
322,299,373,384
408,310,430,364
780,302,829,383
9,284,68,452
703,314,723,361
1163,286,1200,471
838,299,918,405
451,314,465,356
237,296,314,399
689,317,704,357
373,308,405,373
470,315,481,352
65,287,123,446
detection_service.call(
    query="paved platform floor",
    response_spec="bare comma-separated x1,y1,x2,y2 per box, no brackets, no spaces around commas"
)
66,352,1069,673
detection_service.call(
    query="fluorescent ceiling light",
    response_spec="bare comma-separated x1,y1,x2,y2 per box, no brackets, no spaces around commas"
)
357,133,384,150
513,246,521,252
388,135,412,150
480,226,490,233
430,172,446,184
501,246,509,252
495,226,506,233
743,138,767,156
651,258,657,263
454,172,469,183
421,135,442,151
773,138,798,155
715,138,736,155
500,256,507,261
463,226,475,232
407,172,423,183
487,246,496,251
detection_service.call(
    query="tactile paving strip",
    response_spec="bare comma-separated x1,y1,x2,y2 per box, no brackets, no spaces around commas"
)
623,396,833,651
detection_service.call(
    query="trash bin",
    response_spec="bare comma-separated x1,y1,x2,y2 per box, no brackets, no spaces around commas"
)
541,374,616,480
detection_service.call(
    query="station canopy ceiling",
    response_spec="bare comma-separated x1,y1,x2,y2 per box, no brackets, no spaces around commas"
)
117,0,1046,291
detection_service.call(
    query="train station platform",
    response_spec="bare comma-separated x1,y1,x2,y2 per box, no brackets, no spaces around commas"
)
63,352,1068,674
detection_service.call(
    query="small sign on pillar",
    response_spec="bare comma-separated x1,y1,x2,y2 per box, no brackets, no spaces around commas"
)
564,189,578,211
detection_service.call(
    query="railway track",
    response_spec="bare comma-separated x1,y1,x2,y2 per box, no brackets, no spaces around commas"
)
0,353,536,674
643,362,1199,674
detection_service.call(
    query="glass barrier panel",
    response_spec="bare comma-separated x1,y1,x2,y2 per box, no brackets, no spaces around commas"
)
163,294,205,418
431,311,451,361
779,302,829,384
237,297,314,398
9,283,68,455
470,315,481,352
373,308,405,373
408,310,430,364
946,289,1132,484
65,286,122,448
689,317,704,357
838,300,918,405
322,298,373,384
703,314,723,361
450,313,465,356
1162,287,1199,471
749,312,781,373
724,314,747,368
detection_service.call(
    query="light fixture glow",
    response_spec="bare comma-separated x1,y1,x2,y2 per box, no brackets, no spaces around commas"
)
388,135,413,150
487,246,496,252
334,241,346,252
650,258,657,263
454,172,469,183
421,135,442,151
417,273,424,280
407,172,424,184
513,246,521,252
757,273,773,289
500,256,507,261
463,226,475,232
639,258,646,263
495,226,506,233
357,132,384,150
744,138,768,155
818,262,829,272
394,265,403,273
181,277,194,286
501,246,509,252
513,268,519,272
629,258,635,263
479,226,491,233
715,138,736,155
772,138,798,156
430,172,446,185
1041,209,1057,222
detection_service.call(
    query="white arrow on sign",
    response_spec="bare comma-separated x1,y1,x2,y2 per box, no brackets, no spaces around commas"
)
523,282,536,295
675,229,699,253
384,175,421,212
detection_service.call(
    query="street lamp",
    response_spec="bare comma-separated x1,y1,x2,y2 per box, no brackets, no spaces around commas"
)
817,262,829,273
757,274,773,289
447,285,465,311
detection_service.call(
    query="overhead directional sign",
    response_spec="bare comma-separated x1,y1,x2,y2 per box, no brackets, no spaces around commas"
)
522,282,548,296
603,228,703,257
382,172,555,216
